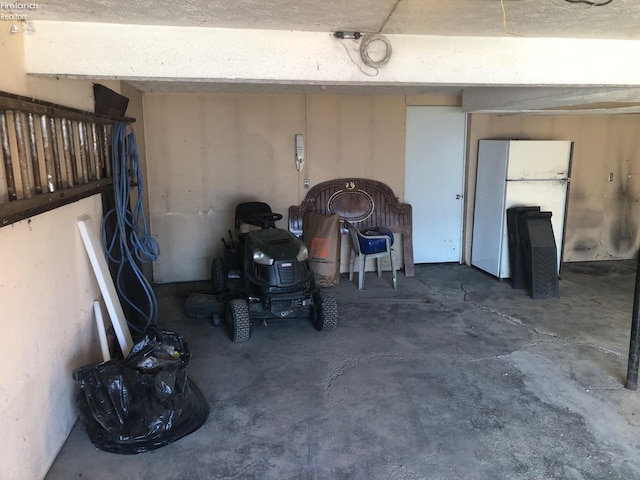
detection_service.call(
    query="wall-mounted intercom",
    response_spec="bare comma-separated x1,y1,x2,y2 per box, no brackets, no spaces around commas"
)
295,134,305,171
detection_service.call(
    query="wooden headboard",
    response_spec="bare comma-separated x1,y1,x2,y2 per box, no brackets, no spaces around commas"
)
288,178,414,277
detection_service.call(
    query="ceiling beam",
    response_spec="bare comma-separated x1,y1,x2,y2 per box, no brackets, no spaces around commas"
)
24,22,640,91
462,87,640,113
489,106,640,116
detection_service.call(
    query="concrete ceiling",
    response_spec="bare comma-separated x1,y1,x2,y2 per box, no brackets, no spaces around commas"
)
31,0,640,40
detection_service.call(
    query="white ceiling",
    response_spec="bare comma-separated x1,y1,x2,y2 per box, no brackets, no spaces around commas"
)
32,0,640,40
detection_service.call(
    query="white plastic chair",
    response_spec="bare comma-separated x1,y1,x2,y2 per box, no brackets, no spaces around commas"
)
343,220,397,290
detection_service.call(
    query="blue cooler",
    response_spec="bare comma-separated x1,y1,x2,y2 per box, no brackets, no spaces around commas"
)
358,227,394,254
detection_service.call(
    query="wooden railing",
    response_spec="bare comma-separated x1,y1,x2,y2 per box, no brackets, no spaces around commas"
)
0,91,134,227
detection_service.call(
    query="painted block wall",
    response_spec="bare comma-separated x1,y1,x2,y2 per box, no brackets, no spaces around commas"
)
0,29,123,480
0,197,104,480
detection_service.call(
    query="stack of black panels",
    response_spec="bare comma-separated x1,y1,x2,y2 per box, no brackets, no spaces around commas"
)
507,207,559,299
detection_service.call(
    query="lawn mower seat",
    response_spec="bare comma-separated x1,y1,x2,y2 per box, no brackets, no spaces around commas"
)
235,202,282,235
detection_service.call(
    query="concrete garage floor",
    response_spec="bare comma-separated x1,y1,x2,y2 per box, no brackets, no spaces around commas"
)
47,261,640,480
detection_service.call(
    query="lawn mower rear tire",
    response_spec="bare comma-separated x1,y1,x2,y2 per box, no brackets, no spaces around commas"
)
211,256,227,294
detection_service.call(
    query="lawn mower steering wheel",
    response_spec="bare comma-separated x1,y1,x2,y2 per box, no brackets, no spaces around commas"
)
245,212,283,228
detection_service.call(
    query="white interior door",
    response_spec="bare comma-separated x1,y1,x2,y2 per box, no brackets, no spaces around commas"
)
405,106,466,263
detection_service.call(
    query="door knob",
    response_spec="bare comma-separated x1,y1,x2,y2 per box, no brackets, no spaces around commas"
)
455,194,463,199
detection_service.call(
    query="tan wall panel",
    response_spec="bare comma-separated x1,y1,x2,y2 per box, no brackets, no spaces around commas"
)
466,113,640,263
144,93,306,281
144,93,406,282
306,95,406,195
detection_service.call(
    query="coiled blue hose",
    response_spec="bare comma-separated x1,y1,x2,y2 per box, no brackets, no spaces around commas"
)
102,122,159,334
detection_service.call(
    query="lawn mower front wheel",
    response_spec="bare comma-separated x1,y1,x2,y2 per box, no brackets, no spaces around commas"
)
226,298,251,342
312,290,338,332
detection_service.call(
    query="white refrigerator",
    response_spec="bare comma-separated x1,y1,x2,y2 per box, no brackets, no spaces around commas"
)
471,140,572,278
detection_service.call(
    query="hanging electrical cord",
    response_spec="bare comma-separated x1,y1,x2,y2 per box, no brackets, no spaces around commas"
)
500,0,524,36
334,32,393,76
360,34,392,68
337,38,379,77
102,122,159,334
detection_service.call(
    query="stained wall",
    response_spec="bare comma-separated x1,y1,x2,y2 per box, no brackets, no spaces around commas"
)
466,114,640,263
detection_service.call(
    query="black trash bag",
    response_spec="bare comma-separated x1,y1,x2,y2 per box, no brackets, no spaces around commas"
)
73,327,209,454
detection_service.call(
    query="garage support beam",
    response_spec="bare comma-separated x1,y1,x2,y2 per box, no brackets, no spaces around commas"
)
625,252,640,390
462,87,640,113
23,22,640,89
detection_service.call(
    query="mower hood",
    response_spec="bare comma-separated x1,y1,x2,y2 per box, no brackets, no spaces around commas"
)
246,229,308,263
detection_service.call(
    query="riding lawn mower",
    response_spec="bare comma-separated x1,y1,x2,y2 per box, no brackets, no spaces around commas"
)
211,202,338,342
